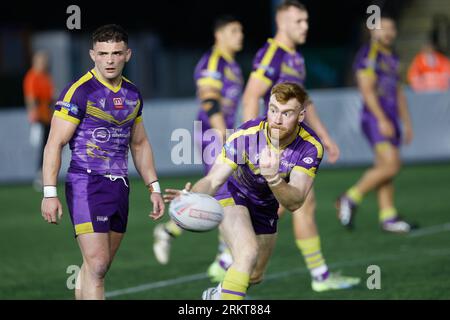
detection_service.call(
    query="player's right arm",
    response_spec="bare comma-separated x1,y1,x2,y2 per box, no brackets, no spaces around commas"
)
355,45,394,138
356,71,394,138
41,116,78,224
163,161,234,203
41,80,85,224
195,52,228,142
164,134,240,202
198,85,227,143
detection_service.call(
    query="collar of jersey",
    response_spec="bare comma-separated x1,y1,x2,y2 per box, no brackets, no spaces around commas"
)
90,68,123,93
213,46,234,63
372,41,392,55
264,121,300,152
268,38,295,54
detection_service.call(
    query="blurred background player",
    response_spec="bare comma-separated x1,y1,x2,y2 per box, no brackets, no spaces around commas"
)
240,0,359,292
407,40,450,92
23,51,54,190
336,15,415,233
40,24,165,299
165,82,324,300
153,16,244,277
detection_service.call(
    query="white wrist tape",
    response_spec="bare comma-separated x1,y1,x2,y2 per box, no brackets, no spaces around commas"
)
268,176,283,187
43,186,57,198
147,180,161,193
267,174,282,187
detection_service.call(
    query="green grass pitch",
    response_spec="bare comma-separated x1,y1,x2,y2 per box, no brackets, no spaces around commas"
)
1,163,449,299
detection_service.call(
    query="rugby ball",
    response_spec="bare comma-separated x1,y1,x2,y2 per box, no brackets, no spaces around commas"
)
169,192,224,232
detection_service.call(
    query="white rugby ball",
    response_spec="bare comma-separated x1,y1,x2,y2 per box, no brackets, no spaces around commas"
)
169,192,224,232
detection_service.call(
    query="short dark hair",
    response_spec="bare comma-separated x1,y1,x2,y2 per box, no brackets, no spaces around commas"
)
213,15,240,33
92,24,128,45
276,0,307,13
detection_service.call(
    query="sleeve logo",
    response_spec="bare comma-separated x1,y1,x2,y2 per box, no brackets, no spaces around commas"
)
56,101,79,115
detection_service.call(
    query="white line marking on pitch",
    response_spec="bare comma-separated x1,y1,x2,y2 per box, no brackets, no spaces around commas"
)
407,222,450,238
106,273,207,298
105,246,450,298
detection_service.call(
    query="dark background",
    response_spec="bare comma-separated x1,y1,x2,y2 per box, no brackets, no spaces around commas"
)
0,0,411,106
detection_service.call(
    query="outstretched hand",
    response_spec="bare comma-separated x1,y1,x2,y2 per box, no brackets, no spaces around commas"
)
163,182,192,203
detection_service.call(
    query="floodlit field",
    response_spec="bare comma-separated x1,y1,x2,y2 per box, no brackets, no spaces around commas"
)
1,163,449,299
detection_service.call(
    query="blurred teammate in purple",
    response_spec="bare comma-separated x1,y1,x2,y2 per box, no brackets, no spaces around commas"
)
336,15,415,233
153,16,243,271
241,0,359,292
40,25,165,300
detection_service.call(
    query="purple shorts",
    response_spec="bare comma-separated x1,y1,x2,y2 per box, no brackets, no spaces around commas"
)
65,171,130,236
215,181,279,235
361,115,401,148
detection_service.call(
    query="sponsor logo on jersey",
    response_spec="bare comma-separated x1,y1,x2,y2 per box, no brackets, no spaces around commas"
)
99,98,106,109
302,157,314,165
113,97,124,109
125,99,138,106
56,101,79,115
92,127,111,143
280,159,296,168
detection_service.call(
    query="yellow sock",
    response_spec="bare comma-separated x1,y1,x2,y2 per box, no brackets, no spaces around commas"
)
165,220,183,237
220,267,249,300
296,236,329,280
346,186,363,205
379,207,397,222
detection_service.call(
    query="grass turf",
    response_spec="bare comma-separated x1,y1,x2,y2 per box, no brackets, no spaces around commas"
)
0,163,449,299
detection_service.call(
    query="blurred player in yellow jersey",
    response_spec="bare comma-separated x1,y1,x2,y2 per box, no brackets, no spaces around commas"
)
336,16,415,233
153,16,243,273
241,0,359,292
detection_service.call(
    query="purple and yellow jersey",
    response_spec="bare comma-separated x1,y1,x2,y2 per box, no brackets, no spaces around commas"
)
250,38,306,109
194,47,243,131
54,69,143,177
219,117,323,205
353,41,401,121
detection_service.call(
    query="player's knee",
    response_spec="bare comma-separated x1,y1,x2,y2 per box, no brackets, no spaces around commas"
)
384,161,401,179
250,273,264,285
85,258,110,280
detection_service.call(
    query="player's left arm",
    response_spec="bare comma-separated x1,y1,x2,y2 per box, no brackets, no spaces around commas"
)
259,146,314,212
272,169,314,213
304,102,340,163
130,120,165,220
397,86,413,145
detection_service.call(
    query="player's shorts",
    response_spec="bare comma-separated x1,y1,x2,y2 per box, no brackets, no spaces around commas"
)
361,115,401,149
215,181,279,235
65,168,130,237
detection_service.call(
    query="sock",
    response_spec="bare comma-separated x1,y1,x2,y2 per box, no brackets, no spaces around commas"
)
379,207,397,222
220,267,249,300
165,220,183,237
296,236,329,282
346,186,363,205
